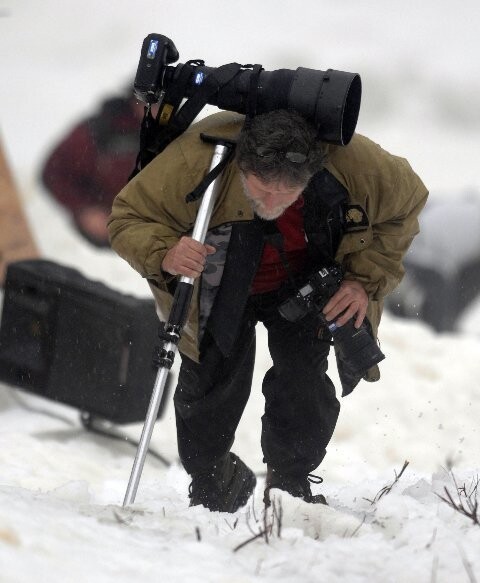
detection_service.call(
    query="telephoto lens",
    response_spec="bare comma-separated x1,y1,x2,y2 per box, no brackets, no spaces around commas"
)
134,33,362,145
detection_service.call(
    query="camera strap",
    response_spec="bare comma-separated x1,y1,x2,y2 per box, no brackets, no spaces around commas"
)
128,105,157,180
159,61,198,125
129,62,244,180
161,62,243,144
185,134,237,203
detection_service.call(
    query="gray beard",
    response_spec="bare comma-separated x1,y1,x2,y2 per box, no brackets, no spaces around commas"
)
241,178,289,220
248,199,288,220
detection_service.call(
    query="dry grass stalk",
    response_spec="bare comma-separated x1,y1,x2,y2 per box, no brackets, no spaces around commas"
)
437,473,480,527
233,497,283,552
364,460,410,505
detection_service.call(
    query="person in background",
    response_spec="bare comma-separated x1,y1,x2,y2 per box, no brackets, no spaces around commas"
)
386,191,480,332
108,109,428,513
41,90,143,247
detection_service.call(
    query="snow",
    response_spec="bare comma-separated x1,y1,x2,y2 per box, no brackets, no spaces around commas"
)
1,1,480,581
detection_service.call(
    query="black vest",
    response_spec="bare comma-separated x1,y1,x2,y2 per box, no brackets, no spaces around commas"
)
207,169,350,355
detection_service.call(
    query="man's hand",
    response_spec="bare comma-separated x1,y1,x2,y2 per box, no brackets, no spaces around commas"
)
76,206,110,245
162,236,216,279
322,279,368,329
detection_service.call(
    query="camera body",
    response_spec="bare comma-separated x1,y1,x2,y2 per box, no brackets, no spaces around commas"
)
278,265,343,322
278,265,385,376
133,33,361,146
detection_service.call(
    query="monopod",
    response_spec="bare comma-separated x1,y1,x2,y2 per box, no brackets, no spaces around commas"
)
123,139,234,506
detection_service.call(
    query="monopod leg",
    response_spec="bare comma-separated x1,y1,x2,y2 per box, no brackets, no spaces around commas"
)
122,142,231,506
123,364,174,506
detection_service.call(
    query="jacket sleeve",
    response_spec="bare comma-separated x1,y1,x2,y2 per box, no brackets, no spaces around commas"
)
337,155,429,300
107,139,206,289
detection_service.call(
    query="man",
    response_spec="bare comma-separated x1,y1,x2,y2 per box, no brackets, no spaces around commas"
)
108,109,428,512
42,91,143,247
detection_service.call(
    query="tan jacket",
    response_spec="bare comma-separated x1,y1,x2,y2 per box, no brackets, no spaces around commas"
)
108,112,428,377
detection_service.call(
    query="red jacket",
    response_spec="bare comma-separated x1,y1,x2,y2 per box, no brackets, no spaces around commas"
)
41,97,140,218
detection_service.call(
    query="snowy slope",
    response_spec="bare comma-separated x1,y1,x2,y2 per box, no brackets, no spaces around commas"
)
1,1,480,581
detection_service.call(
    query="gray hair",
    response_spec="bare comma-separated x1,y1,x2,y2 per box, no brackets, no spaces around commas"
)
235,109,327,186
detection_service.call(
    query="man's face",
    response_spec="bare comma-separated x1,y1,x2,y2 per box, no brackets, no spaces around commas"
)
241,173,305,220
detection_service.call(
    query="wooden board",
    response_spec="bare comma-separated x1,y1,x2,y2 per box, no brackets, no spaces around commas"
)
0,137,40,286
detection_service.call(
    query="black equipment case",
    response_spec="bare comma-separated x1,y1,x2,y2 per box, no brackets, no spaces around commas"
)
0,259,163,424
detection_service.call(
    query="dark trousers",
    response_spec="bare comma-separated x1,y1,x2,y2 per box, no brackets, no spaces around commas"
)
174,290,340,476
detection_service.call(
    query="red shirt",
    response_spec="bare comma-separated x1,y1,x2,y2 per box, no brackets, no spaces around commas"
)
250,197,308,294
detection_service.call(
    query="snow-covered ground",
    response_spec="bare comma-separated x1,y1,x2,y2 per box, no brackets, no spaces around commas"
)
1,1,480,581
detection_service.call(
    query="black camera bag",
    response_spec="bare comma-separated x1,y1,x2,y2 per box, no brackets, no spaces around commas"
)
0,259,164,424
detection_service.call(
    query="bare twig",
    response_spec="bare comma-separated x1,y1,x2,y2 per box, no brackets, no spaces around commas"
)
436,473,480,526
262,507,270,544
272,498,283,538
244,506,256,537
224,517,239,530
364,460,410,505
458,545,478,583
425,527,437,549
347,513,366,538
233,497,283,551
250,492,259,524
233,530,266,552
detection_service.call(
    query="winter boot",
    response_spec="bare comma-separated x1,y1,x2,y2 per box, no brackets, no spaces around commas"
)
189,453,256,513
263,466,327,507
